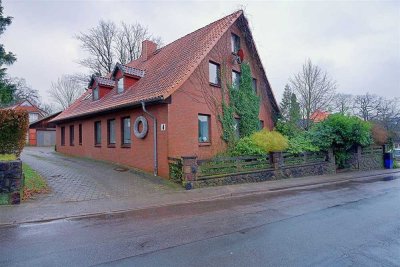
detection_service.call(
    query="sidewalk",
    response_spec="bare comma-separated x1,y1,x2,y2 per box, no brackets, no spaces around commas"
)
1,168,399,226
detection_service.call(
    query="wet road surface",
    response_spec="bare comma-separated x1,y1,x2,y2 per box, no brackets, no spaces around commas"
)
1,175,400,266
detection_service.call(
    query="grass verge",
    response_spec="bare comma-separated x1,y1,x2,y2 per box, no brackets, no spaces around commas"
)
22,163,49,200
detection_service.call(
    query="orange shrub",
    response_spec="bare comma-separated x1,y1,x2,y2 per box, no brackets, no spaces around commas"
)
0,109,29,157
371,123,388,145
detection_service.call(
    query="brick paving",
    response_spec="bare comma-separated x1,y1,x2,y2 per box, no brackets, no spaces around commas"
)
21,147,179,204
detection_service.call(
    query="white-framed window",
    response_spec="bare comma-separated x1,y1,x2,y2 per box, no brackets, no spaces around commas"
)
231,33,240,53
117,78,124,93
232,71,241,89
93,87,99,100
209,61,220,86
28,113,39,122
107,119,116,145
198,114,210,143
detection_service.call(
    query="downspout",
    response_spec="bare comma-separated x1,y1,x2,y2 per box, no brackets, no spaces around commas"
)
141,101,158,176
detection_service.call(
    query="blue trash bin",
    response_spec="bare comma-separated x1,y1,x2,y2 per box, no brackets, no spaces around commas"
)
384,153,393,169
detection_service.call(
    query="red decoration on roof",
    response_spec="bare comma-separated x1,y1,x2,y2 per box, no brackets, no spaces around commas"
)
237,49,244,62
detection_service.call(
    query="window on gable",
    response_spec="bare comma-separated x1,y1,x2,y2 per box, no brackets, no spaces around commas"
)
93,87,99,100
232,71,241,89
69,125,74,146
209,62,220,86
117,78,124,93
108,119,116,145
61,127,65,146
94,121,101,146
121,117,131,146
252,78,257,94
198,114,210,143
231,33,240,53
29,113,39,123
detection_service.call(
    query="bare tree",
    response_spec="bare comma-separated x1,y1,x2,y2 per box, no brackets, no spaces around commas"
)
353,93,381,121
9,77,39,104
75,21,162,75
331,93,353,115
48,75,85,110
290,59,336,129
375,97,400,130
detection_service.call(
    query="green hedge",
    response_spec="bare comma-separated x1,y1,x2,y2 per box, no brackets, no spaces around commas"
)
0,109,29,157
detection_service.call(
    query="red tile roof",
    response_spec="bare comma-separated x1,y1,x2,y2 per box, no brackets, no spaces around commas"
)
52,10,244,122
311,110,330,122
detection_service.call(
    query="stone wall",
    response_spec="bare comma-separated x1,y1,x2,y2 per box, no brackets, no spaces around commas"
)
0,160,24,205
192,162,335,188
183,150,336,189
349,146,384,171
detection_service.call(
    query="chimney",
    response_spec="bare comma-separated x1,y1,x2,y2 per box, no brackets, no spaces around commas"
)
141,40,157,61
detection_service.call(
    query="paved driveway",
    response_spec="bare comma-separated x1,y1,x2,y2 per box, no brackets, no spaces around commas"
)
21,147,180,204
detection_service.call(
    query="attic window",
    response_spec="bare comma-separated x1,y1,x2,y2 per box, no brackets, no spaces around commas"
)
93,87,99,100
231,33,240,54
117,78,124,93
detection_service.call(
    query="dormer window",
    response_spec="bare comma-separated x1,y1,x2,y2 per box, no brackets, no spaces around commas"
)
231,33,240,54
117,78,124,93
93,87,99,100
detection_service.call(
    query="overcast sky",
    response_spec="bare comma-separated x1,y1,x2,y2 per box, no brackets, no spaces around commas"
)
2,0,400,105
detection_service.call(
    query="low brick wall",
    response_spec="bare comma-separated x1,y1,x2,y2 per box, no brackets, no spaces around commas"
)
0,160,24,205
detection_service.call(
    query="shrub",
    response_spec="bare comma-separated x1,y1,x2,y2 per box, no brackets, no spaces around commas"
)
371,123,388,145
251,129,289,153
287,133,320,154
229,136,264,156
310,114,372,151
0,109,29,157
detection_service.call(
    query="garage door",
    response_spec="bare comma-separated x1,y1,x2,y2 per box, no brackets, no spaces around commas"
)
37,130,56,146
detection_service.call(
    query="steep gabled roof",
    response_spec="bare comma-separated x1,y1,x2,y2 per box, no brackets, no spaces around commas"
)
6,99,46,115
52,10,278,123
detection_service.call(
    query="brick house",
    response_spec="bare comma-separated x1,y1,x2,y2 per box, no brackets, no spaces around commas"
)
6,99,45,123
51,10,279,178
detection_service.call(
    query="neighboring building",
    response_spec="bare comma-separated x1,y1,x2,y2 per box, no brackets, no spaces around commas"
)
311,110,330,122
6,99,46,123
28,112,61,146
51,11,279,178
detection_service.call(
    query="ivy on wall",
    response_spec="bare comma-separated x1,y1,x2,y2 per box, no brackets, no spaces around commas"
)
219,62,260,147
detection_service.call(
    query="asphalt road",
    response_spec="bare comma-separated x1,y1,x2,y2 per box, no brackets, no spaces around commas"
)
1,175,400,267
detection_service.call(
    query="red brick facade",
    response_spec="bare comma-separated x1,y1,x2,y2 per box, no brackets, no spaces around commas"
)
53,11,279,178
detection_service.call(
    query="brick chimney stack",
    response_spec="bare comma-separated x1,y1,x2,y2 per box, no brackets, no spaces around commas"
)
141,40,157,61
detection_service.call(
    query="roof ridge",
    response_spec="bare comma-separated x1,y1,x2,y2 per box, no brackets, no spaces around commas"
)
156,10,242,55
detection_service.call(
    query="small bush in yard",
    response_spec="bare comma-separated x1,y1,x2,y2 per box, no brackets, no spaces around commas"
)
371,123,388,145
287,133,320,154
251,130,289,153
0,109,29,157
229,130,289,155
229,136,264,156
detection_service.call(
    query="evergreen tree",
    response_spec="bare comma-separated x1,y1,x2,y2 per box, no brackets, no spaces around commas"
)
289,92,301,124
279,84,292,121
0,1,17,107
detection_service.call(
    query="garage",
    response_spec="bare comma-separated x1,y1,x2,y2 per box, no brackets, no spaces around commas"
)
36,129,56,146
29,111,61,147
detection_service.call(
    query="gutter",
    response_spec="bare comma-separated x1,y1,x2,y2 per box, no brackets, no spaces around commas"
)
141,101,158,176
